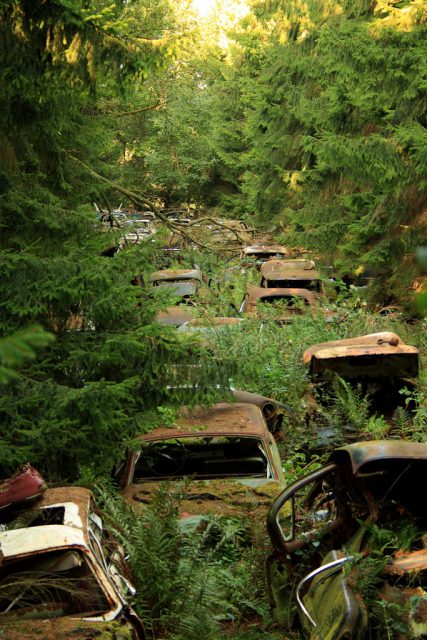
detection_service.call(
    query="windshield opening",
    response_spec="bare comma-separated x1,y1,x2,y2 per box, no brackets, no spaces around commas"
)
0,550,109,619
133,436,271,481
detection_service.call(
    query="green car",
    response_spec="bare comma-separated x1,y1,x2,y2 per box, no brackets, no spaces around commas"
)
267,440,427,639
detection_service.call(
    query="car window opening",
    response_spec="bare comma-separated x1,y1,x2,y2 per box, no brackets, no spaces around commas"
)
133,436,271,480
0,550,110,619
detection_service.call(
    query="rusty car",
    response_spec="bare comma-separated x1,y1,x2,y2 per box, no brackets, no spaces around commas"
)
303,331,419,417
0,487,144,639
240,244,289,268
149,268,204,300
0,464,46,511
260,259,325,295
267,440,427,640
119,402,285,528
239,285,317,323
150,268,204,327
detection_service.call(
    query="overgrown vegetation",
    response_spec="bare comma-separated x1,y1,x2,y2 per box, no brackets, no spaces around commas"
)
0,1,426,639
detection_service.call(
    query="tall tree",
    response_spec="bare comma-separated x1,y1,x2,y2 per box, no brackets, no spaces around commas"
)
0,0,227,480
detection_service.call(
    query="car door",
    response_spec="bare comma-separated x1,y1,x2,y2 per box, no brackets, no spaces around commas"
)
266,463,367,640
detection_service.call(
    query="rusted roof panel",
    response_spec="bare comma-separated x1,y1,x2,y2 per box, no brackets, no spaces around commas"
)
149,268,202,283
136,402,270,441
260,259,318,280
36,486,91,523
303,332,415,365
332,440,427,474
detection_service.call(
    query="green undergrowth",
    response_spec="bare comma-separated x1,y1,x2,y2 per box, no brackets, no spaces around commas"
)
96,482,275,640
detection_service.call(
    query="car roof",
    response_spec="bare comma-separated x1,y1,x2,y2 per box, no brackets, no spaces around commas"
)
332,440,427,474
260,259,320,280
0,487,92,560
137,402,270,441
149,268,202,282
303,332,418,365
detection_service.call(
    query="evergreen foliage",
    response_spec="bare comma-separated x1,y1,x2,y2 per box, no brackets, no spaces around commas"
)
0,1,226,481
205,0,427,302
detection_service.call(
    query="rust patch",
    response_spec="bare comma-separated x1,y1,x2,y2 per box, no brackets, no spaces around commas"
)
303,332,414,365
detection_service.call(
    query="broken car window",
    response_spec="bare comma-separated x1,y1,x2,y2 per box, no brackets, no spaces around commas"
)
133,436,270,481
0,550,109,619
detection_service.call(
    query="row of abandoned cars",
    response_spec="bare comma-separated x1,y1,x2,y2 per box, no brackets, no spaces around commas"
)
2,233,426,639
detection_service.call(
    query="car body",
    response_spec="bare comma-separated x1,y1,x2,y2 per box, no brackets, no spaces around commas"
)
303,331,419,416
240,245,289,268
0,464,46,511
260,259,325,295
0,487,144,639
149,268,204,300
150,269,204,327
240,285,316,323
119,402,285,527
267,440,427,640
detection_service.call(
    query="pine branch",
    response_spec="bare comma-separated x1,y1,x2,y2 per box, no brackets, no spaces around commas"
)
67,154,239,252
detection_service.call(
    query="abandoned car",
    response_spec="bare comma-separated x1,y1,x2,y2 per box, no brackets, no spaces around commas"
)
149,268,204,300
0,487,144,638
303,331,419,417
260,259,325,295
119,402,285,526
150,268,204,326
240,285,316,323
267,440,427,640
240,244,289,268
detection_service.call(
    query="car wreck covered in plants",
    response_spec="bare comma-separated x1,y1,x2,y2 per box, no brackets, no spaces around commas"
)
240,284,316,323
119,402,285,528
267,440,427,640
240,244,289,268
150,268,203,326
260,259,325,295
0,487,144,639
149,268,204,299
303,331,419,417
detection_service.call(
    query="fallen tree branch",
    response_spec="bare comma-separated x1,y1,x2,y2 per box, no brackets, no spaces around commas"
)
67,154,218,251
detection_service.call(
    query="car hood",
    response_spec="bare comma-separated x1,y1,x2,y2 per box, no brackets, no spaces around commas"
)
122,477,283,519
